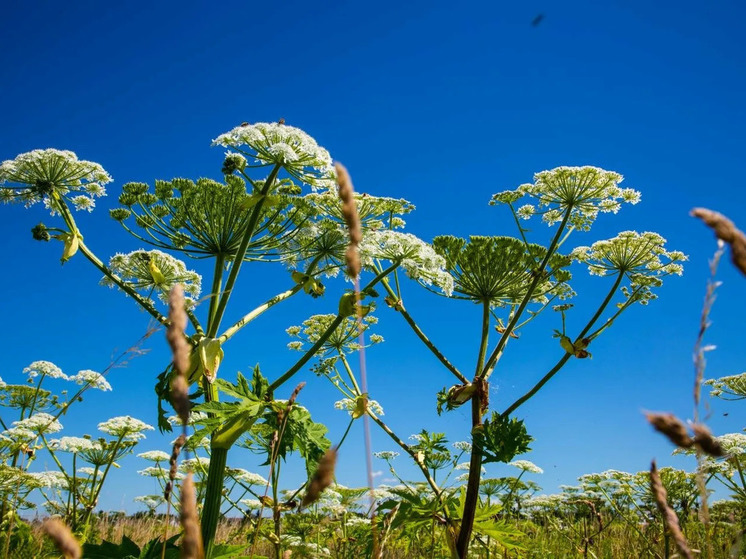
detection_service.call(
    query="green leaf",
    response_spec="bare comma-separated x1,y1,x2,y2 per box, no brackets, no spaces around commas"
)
82,535,141,559
474,413,532,465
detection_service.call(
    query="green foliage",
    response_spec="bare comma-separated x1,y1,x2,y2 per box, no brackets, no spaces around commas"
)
474,413,533,465
82,534,179,559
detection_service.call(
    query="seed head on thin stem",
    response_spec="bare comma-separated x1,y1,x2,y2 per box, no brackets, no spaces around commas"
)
167,285,191,425
302,448,337,507
180,473,204,559
335,162,362,278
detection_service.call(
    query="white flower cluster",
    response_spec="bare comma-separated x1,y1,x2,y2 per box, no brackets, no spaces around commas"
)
13,412,63,435
137,450,170,462
0,149,111,211
98,416,154,441
49,436,101,453
225,467,268,486
70,369,112,391
509,460,544,474
491,166,640,231
334,397,384,416
213,122,335,191
705,372,746,400
359,230,454,295
134,494,165,510
102,249,202,301
23,360,67,380
571,231,686,304
280,535,331,557
29,470,69,489
240,498,263,510
452,441,472,452
373,451,399,460
179,456,210,473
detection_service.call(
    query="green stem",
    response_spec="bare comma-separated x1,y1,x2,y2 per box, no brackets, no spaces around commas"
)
78,240,168,325
207,253,226,331
381,278,468,383
208,165,282,338
500,272,624,419
338,353,362,395
480,208,573,379
201,446,229,558
456,301,491,558
218,284,303,344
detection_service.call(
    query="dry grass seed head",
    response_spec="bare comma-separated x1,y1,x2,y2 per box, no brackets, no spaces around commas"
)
164,433,186,502
691,423,724,457
691,207,746,277
335,162,362,277
650,460,694,559
42,518,81,559
302,448,337,507
645,412,694,448
167,285,192,424
180,473,204,559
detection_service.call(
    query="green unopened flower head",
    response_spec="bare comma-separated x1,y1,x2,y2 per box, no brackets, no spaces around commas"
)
491,166,639,231
213,121,335,191
0,149,111,213
571,231,686,305
31,223,51,241
102,249,201,302
432,235,571,305
111,176,307,260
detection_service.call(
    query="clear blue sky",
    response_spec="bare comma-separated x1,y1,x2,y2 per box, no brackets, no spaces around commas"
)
1,0,745,513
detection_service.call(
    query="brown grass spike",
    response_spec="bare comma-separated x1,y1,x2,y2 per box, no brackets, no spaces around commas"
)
301,448,337,508
645,412,694,448
335,162,362,278
180,473,205,559
650,460,694,559
167,285,191,425
691,207,746,277
42,518,81,559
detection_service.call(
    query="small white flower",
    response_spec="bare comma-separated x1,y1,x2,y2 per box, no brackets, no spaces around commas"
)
137,450,171,462
226,468,268,486
23,361,67,380
452,441,472,452
509,460,544,474
49,436,100,453
70,369,112,391
98,416,154,440
14,413,62,435
373,451,399,460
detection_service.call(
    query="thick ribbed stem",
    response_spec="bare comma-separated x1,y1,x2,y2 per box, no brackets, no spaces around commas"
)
201,447,229,557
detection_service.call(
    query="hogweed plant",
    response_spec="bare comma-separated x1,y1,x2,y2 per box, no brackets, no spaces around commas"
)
0,340,154,554
2,123,687,558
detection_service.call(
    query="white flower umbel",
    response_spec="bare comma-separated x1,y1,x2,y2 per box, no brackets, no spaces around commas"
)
98,416,154,441
373,451,399,460
0,149,111,212
49,436,100,453
70,369,112,391
359,230,454,295
134,494,165,510
213,122,335,190
179,456,210,473
102,249,202,301
452,441,472,452
137,450,170,462
23,360,67,380
13,412,62,435
491,166,639,231
29,471,69,489
509,460,544,474
571,231,686,305
225,468,268,486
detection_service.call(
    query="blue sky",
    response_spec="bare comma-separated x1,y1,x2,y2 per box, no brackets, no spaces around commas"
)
1,0,745,513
